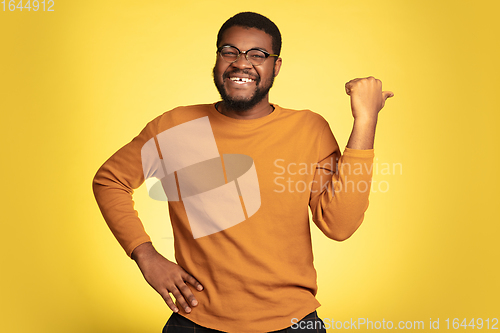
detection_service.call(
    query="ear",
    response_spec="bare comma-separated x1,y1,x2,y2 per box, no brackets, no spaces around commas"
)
274,57,282,77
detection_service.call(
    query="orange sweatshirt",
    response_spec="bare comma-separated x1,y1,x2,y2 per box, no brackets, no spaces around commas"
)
93,103,374,332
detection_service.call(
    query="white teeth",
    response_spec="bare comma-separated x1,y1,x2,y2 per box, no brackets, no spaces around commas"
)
229,77,254,83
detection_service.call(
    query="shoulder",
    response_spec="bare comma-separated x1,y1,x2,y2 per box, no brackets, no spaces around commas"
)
159,103,215,119
155,103,215,131
274,104,330,128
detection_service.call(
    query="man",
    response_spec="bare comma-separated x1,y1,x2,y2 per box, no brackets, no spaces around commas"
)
93,12,393,333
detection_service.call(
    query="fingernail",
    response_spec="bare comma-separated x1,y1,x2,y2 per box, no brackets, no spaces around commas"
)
174,307,179,313
192,300,198,306
185,307,191,313
197,285,203,291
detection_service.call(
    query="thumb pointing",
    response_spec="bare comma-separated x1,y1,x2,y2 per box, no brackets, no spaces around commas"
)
383,91,394,100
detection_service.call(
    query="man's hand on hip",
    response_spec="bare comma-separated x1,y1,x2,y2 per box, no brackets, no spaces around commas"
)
132,242,203,314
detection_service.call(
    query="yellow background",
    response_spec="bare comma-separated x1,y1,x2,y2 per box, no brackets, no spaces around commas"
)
1,0,499,332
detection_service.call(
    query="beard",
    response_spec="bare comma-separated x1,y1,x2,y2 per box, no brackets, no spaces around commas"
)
213,65,275,112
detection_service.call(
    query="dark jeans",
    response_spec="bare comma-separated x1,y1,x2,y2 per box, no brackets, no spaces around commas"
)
162,311,326,333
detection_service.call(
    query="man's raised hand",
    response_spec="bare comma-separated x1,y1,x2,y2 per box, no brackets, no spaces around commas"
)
345,76,394,121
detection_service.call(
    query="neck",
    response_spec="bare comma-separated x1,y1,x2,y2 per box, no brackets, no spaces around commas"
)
218,98,274,120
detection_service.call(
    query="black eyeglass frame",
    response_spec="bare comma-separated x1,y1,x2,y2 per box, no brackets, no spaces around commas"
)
217,45,279,66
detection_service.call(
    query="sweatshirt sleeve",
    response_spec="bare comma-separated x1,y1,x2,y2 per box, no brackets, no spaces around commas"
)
309,122,374,241
92,117,161,257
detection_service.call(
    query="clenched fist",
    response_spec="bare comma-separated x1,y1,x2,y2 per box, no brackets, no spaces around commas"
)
345,77,394,121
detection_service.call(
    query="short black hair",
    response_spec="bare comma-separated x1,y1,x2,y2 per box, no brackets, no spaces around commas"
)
216,12,282,56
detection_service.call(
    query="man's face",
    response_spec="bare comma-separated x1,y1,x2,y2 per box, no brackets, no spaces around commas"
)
213,26,282,112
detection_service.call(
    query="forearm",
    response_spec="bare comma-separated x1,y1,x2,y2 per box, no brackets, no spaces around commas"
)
346,116,378,150
93,172,152,257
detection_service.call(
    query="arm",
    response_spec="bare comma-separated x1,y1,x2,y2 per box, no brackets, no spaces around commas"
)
92,117,203,313
310,77,393,240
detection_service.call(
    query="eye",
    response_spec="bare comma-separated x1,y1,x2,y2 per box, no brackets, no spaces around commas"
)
250,54,265,59
220,47,239,57
248,50,266,59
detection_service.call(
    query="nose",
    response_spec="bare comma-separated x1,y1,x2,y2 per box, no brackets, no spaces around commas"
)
231,53,253,69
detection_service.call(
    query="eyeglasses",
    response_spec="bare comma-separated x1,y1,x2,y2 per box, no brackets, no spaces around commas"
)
217,45,278,66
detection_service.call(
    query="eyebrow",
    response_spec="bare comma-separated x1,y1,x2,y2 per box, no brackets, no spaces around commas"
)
221,44,271,53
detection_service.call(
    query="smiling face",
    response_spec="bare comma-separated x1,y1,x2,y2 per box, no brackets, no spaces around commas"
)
213,26,282,112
